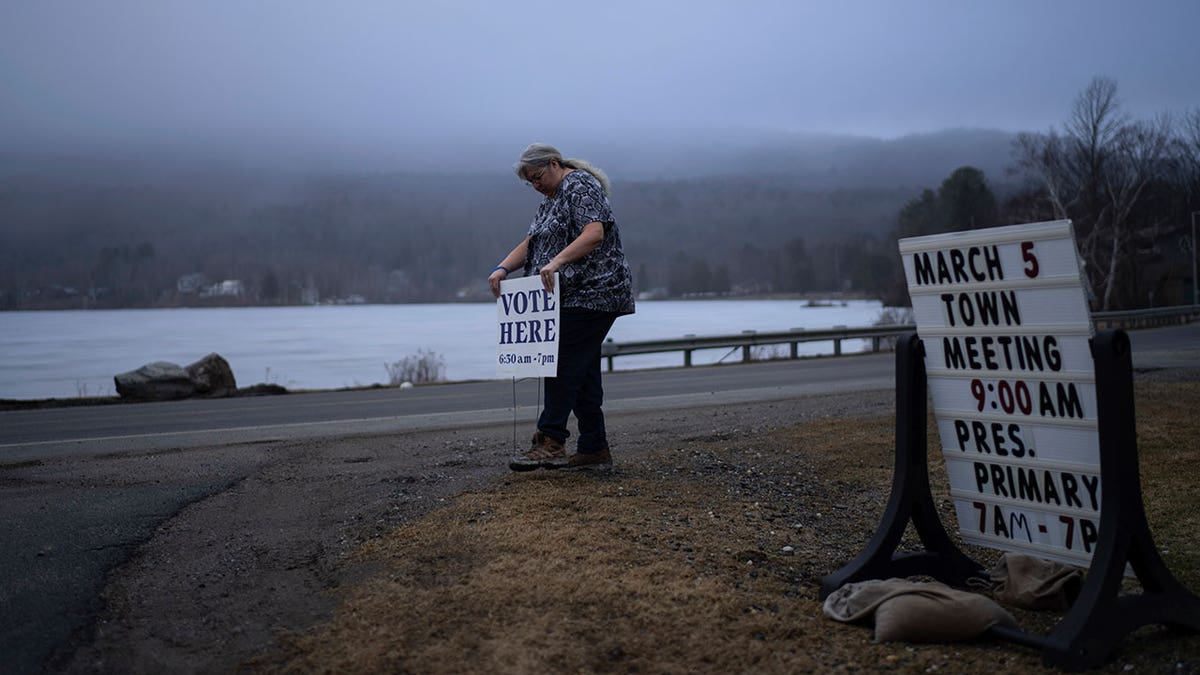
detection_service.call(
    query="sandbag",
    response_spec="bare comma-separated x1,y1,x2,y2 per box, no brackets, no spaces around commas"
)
990,552,1083,611
823,578,1017,643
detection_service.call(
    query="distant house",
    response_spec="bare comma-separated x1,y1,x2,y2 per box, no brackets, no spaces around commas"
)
201,279,244,298
177,273,209,295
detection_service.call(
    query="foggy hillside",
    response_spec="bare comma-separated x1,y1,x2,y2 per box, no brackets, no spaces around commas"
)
0,128,1020,309
616,127,1016,187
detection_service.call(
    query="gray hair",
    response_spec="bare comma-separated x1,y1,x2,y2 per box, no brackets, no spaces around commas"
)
514,143,611,195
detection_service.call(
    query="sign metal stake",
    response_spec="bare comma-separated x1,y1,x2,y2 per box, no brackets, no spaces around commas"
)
509,376,541,452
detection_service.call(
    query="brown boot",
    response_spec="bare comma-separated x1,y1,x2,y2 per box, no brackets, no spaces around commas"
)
508,431,567,471
565,445,612,470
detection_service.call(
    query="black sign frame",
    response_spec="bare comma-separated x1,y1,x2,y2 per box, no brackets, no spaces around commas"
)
820,330,1200,670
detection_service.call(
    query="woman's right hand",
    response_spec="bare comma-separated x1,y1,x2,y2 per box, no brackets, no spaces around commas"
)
488,268,508,298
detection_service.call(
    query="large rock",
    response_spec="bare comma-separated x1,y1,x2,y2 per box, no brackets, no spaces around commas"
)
186,353,237,397
114,361,197,400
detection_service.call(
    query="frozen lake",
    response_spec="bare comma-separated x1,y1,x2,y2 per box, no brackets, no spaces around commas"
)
0,299,887,400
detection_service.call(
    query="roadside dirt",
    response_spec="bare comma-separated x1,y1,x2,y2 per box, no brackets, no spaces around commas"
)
58,371,1200,673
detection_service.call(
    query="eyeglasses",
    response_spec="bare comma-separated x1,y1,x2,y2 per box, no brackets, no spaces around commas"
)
524,167,548,187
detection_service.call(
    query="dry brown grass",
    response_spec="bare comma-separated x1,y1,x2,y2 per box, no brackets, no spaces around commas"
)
260,382,1200,674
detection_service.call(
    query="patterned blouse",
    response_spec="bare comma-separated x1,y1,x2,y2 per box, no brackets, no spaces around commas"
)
524,170,636,315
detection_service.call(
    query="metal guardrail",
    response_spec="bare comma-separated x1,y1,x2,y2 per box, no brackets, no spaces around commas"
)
600,324,915,371
600,304,1199,371
1091,304,1200,330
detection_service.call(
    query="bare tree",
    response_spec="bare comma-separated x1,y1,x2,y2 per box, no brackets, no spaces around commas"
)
1094,115,1173,308
1012,77,1174,310
1176,108,1200,196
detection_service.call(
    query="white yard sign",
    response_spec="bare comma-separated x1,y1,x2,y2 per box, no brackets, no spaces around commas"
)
496,273,560,378
899,220,1100,567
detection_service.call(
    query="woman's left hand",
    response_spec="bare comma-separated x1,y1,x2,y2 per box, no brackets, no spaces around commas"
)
539,259,561,293
537,222,602,295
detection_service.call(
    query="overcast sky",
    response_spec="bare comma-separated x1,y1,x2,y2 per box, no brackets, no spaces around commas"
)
2,0,1198,171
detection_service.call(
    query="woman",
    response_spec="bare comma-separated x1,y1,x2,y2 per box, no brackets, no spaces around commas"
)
489,143,635,470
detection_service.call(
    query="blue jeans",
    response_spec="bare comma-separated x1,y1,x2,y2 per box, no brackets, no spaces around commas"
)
538,308,620,453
